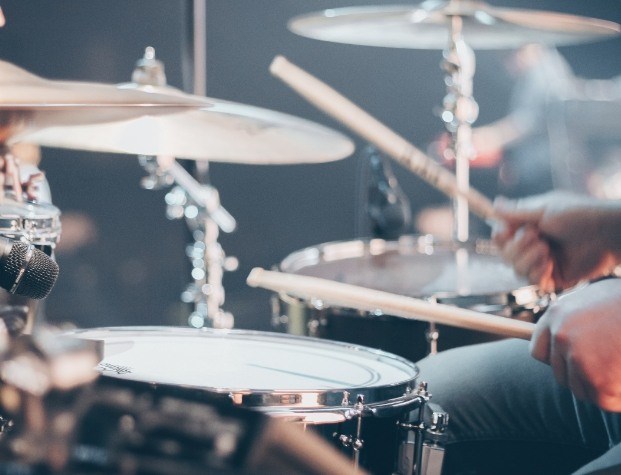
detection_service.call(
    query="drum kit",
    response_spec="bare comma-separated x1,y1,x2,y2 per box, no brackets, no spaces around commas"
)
0,1,617,475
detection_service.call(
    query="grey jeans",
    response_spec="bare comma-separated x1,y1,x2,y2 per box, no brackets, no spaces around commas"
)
415,339,621,474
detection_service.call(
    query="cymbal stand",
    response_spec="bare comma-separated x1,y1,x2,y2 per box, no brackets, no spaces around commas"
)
134,48,236,329
428,12,479,352
440,13,478,243
141,156,237,329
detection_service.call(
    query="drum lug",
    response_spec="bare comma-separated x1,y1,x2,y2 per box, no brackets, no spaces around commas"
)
332,394,365,469
334,433,364,452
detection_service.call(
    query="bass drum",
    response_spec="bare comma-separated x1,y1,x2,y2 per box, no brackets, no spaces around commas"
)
273,235,547,363
70,326,424,475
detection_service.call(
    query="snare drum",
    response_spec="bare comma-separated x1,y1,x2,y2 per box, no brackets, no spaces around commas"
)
274,235,546,362
71,326,423,475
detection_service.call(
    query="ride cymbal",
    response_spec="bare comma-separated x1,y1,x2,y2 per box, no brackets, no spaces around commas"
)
288,1,621,50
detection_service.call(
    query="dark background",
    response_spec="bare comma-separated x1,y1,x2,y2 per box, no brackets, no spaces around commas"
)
0,1,619,331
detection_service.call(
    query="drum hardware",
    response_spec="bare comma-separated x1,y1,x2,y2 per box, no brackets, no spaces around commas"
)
141,154,238,329
419,411,449,475
390,382,449,475
441,17,477,241
124,45,354,328
132,49,237,329
333,394,365,470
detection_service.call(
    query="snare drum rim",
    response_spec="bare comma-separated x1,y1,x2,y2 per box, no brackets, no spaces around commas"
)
68,326,420,411
278,234,543,304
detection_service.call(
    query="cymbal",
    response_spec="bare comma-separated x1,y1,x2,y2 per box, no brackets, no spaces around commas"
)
18,83,355,164
288,1,621,50
0,60,210,143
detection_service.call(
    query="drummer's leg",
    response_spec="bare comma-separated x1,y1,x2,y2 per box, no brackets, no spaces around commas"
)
572,412,621,474
415,339,611,474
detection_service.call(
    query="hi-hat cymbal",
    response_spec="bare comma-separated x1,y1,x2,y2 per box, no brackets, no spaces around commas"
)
0,60,210,143
288,1,621,50
18,83,355,164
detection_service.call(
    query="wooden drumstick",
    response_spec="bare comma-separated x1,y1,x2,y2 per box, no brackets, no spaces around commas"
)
247,267,535,340
269,55,496,221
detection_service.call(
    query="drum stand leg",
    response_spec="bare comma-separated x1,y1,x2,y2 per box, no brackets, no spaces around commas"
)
396,382,448,475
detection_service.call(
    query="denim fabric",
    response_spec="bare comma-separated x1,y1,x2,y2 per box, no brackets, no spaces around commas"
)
415,339,621,474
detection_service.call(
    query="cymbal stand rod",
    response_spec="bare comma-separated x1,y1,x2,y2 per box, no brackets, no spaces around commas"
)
140,156,237,329
441,14,478,242
193,210,235,329
167,160,236,329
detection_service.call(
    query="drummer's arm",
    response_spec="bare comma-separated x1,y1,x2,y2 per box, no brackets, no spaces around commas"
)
491,192,621,292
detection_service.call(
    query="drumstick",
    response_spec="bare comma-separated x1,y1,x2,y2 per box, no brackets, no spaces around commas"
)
269,55,496,221
247,267,535,340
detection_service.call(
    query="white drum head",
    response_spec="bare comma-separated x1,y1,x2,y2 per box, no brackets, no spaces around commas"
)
69,327,419,412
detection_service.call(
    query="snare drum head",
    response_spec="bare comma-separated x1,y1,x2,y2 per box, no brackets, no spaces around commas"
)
70,326,419,411
280,235,533,299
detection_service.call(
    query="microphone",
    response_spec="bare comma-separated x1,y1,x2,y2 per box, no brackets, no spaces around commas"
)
0,237,59,299
364,146,412,239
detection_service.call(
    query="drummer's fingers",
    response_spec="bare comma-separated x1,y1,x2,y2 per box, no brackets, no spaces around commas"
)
493,196,546,227
538,261,557,293
514,241,551,285
501,226,544,268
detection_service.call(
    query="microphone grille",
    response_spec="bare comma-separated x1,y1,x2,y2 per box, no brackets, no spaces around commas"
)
0,241,26,292
6,243,59,300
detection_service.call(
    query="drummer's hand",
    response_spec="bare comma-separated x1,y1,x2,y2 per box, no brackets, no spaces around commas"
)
530,278,621,412
491,192,621,292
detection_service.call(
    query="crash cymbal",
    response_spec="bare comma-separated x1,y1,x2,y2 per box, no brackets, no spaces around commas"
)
288,0,621,50
0,60,210,143
19,83,355,164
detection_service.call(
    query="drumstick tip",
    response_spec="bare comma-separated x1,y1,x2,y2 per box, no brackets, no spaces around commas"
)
269,55,289,75
247,267,266,287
